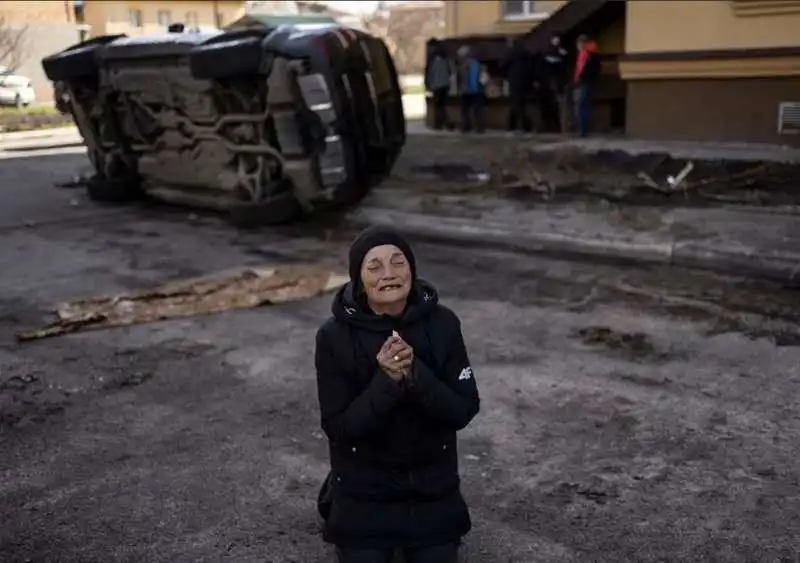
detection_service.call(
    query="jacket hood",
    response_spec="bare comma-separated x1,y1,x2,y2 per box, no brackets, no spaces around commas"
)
332,279,439,332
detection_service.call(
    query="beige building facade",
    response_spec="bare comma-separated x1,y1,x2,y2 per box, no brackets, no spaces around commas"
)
82,0,246,37
621,1,800,145
443,0,800,145
0,1,82,101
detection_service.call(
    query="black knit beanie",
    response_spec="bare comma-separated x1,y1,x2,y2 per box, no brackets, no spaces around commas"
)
348,226,417,294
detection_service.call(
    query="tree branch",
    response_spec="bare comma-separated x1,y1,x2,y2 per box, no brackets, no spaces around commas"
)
0,16,29,72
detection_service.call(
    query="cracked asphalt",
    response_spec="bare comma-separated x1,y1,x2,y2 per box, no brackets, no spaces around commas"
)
1,150,800,563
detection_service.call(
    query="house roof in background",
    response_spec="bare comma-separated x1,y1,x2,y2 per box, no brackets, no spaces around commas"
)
227,13,338,29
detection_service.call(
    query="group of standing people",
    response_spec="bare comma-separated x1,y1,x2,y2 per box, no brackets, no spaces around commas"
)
426,42,489,134
425,34,601,137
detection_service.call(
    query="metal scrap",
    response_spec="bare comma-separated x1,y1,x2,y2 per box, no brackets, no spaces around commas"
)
17,265,348,342
666,161,694,190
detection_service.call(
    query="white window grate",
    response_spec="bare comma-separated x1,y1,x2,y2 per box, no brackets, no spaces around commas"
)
777,101,800,135
501,1,549,21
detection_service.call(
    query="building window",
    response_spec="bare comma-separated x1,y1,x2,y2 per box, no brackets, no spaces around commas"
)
501,1,548,20
73,0,85,24
185,11,199,29
157,10,172,26
128,9,143,27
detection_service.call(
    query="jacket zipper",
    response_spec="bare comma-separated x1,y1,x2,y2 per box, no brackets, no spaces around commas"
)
409,468,416,534
393,327,418,535
403,325,417,535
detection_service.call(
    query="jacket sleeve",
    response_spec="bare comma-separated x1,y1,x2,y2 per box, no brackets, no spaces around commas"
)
409,315,480,430
315,327,404,442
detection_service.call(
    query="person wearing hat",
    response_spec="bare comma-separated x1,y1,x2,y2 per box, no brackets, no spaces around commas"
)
315,226,480,563
456,45,487,133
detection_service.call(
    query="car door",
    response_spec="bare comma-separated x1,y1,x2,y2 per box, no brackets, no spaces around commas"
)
0,75,15,104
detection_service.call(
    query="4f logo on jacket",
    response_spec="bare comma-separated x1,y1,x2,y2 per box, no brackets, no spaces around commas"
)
458,366,473,381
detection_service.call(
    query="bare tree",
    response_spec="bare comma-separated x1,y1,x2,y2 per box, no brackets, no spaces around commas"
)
359,2,390,45
0,15,28,72
361,2,443,75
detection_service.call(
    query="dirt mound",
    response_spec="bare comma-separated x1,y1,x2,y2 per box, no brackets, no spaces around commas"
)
395,137,800,208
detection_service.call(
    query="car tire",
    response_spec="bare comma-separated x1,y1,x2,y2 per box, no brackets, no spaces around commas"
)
85,175,144,204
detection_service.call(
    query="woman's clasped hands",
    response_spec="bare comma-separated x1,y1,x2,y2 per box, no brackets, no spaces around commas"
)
377,330,414,382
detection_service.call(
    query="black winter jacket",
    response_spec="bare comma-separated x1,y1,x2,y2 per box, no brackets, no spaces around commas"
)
504,45,536,94
577,52,602,86
541,44,568,93
315,280,480,549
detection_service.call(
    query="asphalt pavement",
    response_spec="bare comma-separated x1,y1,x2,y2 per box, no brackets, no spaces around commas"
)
1,149,800,562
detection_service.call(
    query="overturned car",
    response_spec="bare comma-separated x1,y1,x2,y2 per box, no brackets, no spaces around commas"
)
41,23,405,226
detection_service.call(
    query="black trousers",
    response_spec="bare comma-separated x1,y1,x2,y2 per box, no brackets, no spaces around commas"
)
431,88,449,130
507,89,531,132
336,543,458,563
538,86,561,133
459,93,485,133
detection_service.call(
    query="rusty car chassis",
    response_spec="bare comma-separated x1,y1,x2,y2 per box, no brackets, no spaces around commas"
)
42,24,406,226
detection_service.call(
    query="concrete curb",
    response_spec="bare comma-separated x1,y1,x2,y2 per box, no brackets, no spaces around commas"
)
0,126,78,141
0,140,84,152
0,139,85,153
349,207,800,284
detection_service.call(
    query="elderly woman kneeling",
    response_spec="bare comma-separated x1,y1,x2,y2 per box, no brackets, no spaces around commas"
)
315,226,480,563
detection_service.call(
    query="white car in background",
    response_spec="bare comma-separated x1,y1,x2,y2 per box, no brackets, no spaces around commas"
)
0,73,36,107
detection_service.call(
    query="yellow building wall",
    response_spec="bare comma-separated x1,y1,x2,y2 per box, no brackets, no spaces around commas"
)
626,0,800,53
0,1,75,24
444,0,567,37
84,0,245,37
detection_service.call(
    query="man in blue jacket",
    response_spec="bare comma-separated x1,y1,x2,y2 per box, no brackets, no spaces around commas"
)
456,46,485,134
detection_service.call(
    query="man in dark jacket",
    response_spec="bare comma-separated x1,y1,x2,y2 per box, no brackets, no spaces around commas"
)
315,226,480,563
425,39,452,130
539,34,568,133
573,34,601,137
503,37,535,133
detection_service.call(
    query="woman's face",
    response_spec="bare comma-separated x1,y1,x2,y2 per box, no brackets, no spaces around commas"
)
360,244,412,310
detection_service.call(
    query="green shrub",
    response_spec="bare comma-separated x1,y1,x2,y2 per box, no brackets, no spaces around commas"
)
0,104,73,132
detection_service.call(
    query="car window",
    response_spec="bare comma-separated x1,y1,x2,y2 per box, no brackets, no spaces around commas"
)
2,75,30,87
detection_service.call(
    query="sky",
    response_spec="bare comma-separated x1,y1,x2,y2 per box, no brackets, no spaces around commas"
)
323,1,380,13
320,1,409,14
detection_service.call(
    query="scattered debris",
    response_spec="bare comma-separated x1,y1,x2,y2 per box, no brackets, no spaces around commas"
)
404,145,800,207
667,161,694,189
638,161,695,195
55,174,90,189
0,374,39,391
572,325,659,359
103,371,154,389
408,163,481,182
17,265,348,342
